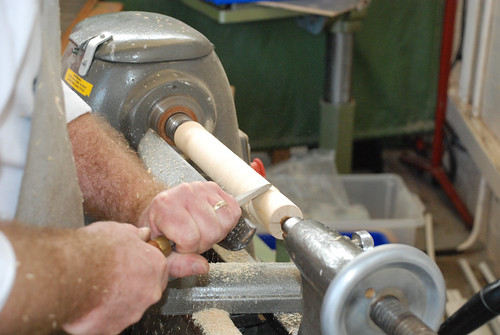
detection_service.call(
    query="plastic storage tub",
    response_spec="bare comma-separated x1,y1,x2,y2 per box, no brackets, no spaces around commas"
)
328,174,425,246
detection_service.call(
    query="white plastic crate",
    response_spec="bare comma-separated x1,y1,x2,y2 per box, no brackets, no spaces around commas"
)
265,151,425,246
325,174,425,246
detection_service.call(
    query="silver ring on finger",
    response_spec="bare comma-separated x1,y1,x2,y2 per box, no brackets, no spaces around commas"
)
213,200,228,212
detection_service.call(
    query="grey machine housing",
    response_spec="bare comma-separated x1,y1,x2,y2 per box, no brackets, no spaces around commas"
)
61,11,246,160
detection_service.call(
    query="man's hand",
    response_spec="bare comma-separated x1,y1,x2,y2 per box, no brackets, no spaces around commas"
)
69,114,242,277
62,222,168,335
138,181,241,277
0,221,169,335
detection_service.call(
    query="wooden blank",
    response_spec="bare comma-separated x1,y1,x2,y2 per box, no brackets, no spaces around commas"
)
174,121,302,238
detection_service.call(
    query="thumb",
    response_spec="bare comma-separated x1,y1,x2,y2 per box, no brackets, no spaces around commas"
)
137,227,151,241
166,253,209,278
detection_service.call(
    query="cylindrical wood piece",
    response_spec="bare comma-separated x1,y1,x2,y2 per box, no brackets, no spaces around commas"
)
174,121,302,238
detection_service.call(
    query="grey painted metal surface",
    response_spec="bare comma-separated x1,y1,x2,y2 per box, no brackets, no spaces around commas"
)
282,218,362,335
139,129,205,186
68,12,213,63
282,218,445,335
321,244,446,334
283,217,362,294
157,262,302,315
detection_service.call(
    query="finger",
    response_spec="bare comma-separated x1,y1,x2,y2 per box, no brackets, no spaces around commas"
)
206,181,241,221
215,191,241,230
186,198,223,251
213,200,236,237
148,189,202,253
157,256,170,291
184,183,241,251
166,252,209,278
210,195,241,237
137,227,152,241
204,182,241,219
165,182,223,253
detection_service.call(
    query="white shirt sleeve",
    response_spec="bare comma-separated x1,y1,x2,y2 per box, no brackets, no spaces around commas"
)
62,80,92,123
0,231,17,312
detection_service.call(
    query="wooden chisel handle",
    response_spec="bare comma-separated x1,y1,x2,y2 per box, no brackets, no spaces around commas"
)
147,236,172,257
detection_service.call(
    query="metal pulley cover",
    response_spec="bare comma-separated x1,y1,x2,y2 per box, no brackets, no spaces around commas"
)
69,11,214,64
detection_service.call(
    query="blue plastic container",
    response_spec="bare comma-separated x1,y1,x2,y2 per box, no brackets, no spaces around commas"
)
258,231,390,250
258,234,277,250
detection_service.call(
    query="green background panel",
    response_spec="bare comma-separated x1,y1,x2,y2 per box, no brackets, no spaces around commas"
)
352,0,443,139
121,0,444,149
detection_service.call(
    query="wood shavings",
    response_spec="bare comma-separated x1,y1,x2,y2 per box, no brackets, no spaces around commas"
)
191,308,241,335
208,262,261,283
275,313,301,335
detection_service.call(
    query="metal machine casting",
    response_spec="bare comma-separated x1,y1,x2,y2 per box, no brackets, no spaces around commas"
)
61,11,245,158
282,217,444,335
62,11,447,334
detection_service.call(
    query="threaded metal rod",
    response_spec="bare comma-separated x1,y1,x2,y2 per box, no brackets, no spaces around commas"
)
370,296,437,335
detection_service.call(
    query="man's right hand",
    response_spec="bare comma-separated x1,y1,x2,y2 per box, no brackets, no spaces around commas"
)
62,221,169,335
138,181,241,278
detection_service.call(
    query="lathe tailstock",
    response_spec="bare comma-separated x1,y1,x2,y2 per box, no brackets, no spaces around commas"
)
62,11,446,334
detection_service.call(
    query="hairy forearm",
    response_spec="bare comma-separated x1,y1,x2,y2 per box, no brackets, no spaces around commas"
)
68,113,164,225
0,223,112,335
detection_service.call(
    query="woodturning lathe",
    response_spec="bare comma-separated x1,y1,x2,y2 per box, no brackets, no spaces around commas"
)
61,11,447,334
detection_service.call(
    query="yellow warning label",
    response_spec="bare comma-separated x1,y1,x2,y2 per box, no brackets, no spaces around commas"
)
64,68,93,97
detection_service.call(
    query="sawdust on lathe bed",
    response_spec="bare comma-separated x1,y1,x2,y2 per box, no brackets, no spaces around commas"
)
208,262,261,283
192,308,242,335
